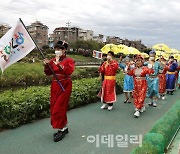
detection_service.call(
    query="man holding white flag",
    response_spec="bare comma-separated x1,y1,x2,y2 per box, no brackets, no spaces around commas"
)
0,19,36,72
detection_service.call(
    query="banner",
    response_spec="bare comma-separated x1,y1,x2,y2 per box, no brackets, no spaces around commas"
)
0,19,36,72
92,50,102,59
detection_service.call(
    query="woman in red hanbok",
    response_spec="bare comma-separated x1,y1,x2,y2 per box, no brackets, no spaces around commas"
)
127,55,154,118
44,41,75,142
98,51,119,111
158,57,168,100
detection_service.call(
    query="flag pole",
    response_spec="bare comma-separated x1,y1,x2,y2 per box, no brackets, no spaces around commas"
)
19,18,65,91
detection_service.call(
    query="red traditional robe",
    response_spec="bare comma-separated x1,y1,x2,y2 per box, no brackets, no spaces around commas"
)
98,60,119,103
158,66,168,94
127,67,154,109
44,55,75,129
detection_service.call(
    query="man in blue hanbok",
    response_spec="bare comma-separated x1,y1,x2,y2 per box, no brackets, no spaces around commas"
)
166,56,178,95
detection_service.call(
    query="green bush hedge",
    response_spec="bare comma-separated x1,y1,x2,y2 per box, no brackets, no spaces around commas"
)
131,141,159,154
0,62,99,89
131,100,180,154
0,73,124,129
149,100,180,148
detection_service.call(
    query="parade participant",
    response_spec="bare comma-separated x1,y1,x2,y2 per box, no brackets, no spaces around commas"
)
44,41,75,142
98,51,119,111
127,55,154,118
119,56,134,103
145,51,161,107
166,56,178,95
178,64,180,88
174,59,179,90
158,56,168,100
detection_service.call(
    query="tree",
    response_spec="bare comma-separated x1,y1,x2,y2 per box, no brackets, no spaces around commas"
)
70,40,104,51
142,48,152,54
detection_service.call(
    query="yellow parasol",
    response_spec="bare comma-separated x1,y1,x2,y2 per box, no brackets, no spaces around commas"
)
173,54,180,61
152,43,171,52
161,52,169,60
169,48,179,54
140,52,149,58
123,47,141,55
116,44,129,54
101,44,120,54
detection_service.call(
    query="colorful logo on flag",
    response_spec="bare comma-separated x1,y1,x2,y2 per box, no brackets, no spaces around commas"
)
0,20,36,72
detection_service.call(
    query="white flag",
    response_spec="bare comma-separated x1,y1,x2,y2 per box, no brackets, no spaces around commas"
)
0,19,36,72
92,50,102,59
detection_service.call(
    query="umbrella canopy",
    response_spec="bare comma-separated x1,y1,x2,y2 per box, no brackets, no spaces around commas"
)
140,53,149,58
152,43,171,52
169,48,179,54
155,51,169,60
173,54,180,61
122,47,140,55
116,44,129,54
155,51,162,56
161,52,169,60
101,44,120,54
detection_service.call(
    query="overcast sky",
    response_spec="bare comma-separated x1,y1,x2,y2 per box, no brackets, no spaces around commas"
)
0,0,180,49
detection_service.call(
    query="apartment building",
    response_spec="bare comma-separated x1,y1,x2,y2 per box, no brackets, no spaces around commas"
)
27,21,49,48
0,24,11,37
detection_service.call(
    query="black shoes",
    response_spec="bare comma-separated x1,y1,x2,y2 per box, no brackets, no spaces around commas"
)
167,91,174,95
54,128,69,142
124,98,129,103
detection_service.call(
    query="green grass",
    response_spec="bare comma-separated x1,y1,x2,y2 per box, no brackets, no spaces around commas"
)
29,53,100,63
1,62,44,77
0,62,99,90
68,54,100,62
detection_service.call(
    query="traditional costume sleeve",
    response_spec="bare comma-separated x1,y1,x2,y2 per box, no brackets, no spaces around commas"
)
99,62,106,74
143,62,148,66
44,59,53,76
111,61,119,71
57,58,75,75
177,66,180,71
173,62,178,70
127,68,135,77
144,67,154,75
119,62,125,70
162,65,168,74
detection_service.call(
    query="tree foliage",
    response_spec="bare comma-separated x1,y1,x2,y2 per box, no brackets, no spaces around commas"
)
70,40,104,51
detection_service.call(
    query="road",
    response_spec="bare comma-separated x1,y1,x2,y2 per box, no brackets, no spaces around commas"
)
0,90,179,154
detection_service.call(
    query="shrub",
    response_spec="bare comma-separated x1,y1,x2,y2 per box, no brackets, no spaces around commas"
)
131,141,158,154
0,73,124,129
0,86,50,128
131,100,180,154
149,100,180,148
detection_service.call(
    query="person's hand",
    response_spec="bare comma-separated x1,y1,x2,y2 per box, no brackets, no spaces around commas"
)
44,59,50,64
53,61,59,65
161,61,166,65
55,56,59,62
98,74,102,81
127,62,131,68
148,63,153,69
119,55,123,61
130,61,134,65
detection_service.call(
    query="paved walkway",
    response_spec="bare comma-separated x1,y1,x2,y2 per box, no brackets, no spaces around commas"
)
0,90,180,154
167,130,180,154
